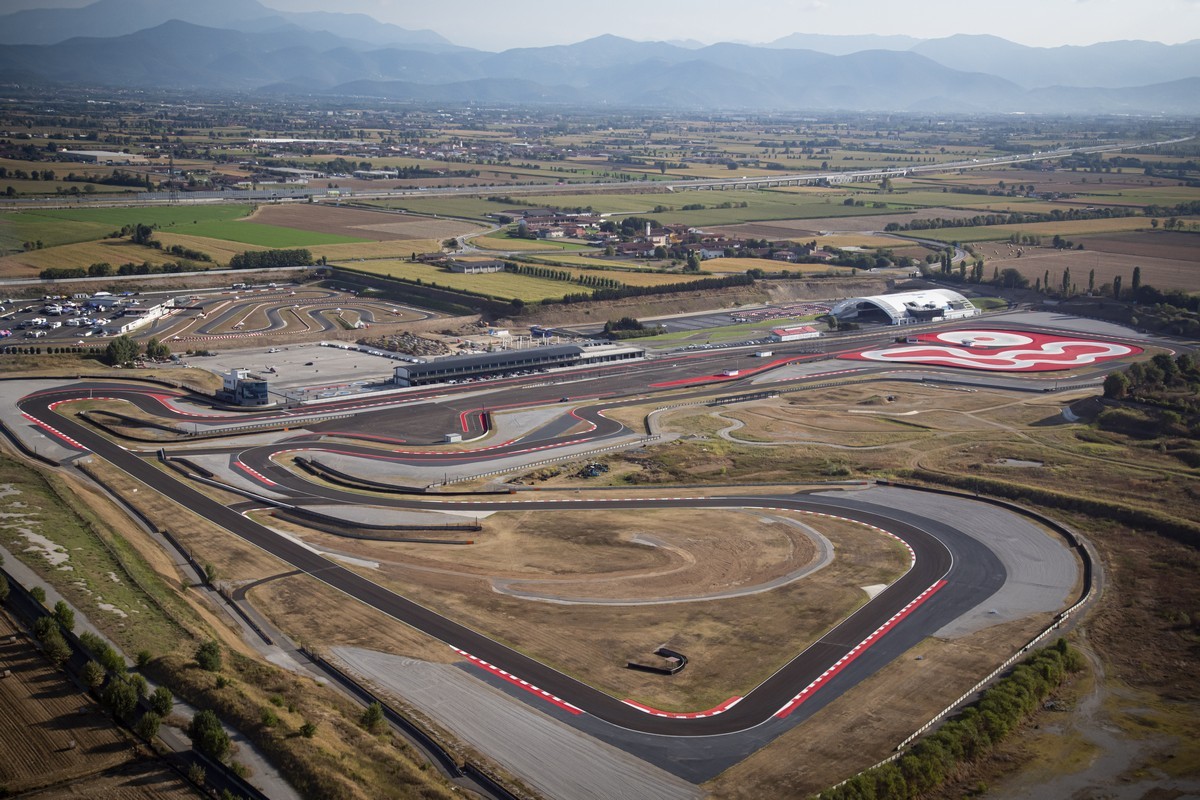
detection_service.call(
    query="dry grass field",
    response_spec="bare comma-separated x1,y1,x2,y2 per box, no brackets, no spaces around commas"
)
710,207,984,238
0,238,180,278
973,230,1200,292
920,215,1163,243
290,506,908,711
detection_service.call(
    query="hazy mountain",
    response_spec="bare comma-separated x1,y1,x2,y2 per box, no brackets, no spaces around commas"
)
0,0,455,50
766,33,923,55
1,21,1196,114
912,34,1200,88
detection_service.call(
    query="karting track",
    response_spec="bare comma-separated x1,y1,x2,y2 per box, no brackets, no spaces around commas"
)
19,377,1016,739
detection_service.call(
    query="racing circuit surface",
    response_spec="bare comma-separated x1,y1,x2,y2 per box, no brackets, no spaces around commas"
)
9,311,1149,784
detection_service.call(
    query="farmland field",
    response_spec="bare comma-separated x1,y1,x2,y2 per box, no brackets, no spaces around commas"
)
338,259,586,301
702,257,857,274
249,203,483,241
0,204,369,254
973,230,1200,292
708,207,986,239
917,216,1164,243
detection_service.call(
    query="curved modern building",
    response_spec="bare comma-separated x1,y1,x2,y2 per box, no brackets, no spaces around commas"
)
828,289,980,325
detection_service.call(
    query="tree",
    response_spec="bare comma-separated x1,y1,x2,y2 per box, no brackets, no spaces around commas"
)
144,337,170,360
82,660,106,689
1131,266,1141,293
685,251,701,272
130,224,155,246
135,711,162,741
196,640,222,672
0,572,8,603
40,627,71,667
1113,275,1123,301
151,685,174,716
360,701,385,732
53,600,75,632
30,586,46,604
105,335,139,366
189,709,231,761
1103,371,1130,399
1088,268,1095,294
102,678,139,718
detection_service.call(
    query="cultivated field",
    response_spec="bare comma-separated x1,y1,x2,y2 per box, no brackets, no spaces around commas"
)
0,613,198,798
974,230,1200,292
709,207,986,238
249,203,483,242
918,215,1163,243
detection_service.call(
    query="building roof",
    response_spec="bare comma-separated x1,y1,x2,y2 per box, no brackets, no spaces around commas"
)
398,344,584,376
772,325,818,335
828,289,975,322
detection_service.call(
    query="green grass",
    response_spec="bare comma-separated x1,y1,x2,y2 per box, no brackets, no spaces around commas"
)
0,454,189,657
336,259,581,301
0,204,367,252
969,296,1010,310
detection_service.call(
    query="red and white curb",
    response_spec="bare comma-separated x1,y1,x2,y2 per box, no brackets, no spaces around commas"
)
622,695,743,719
234,460,278,487
21,411,87,451
451,647,583,715
774,578,948,718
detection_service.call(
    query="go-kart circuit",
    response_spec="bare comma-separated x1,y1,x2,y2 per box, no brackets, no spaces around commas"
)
6,310,1159,790
842,329,1143,371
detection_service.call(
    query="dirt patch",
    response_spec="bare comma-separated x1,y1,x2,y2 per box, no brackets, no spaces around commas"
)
249,204,481,242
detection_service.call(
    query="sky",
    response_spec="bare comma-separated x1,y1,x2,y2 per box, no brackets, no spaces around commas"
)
3,0,1198,49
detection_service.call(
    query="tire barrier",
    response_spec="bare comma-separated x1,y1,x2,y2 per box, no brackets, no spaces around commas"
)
706,391,778,407
296,456,514,497
435,435,661,487
268,508,478,543
626,647,688,675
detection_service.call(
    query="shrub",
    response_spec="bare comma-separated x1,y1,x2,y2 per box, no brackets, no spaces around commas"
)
150,685,174,716
360,701,385,732
195,640,222,672
52,600,75,632
260,707,279,728
136,649,153,668
41,628,71,667
30,586,46,604
299,721,318,738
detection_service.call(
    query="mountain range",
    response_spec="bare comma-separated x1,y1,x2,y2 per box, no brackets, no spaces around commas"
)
0,0,1197,114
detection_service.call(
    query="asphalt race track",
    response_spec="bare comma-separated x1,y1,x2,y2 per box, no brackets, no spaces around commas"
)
20,374,1015,742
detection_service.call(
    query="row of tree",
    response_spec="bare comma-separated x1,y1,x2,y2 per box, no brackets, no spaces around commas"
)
229,248,314,270
819,641,1084,800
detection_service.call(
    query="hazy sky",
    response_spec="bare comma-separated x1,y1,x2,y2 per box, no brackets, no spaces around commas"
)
4,0,1199,49
274,0,1200,49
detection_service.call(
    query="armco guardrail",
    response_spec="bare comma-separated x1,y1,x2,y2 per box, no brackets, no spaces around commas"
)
434,435,660,486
